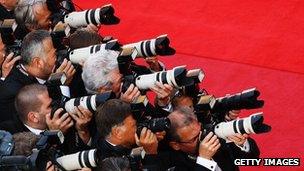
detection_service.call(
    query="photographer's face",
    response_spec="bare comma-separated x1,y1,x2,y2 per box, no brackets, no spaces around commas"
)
0,0,17,10
33,3,52,30
118,115,137,147
108,69,123,95
35,91,52,129
174,120,201,155
40,38,56,79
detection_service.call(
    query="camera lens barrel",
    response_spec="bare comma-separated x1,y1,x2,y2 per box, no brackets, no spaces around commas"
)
135,66,193,90
214,112,271,139
56,149,98,170
64,95,97,114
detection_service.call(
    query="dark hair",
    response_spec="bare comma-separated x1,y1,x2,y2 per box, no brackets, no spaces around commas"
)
15,84,48,123
12,132,39,156
167,107,197,142
69,29,103,50
95,99,132,139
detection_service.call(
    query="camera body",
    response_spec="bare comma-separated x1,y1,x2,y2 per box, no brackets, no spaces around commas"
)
136,117,171,137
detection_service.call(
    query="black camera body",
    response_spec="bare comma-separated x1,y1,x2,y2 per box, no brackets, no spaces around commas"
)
136,117,171,137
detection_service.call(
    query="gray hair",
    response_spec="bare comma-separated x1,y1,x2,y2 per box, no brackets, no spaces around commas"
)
21,29,50,65
82,50,119,94
14,0,46,30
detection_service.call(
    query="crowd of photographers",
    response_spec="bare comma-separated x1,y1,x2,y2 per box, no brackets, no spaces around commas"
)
0,0,271,170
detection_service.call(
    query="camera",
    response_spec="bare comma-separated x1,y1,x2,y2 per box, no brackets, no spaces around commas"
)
0,19,25,57
122,34,176,57
124,65,202,92
64,91,116,114
136,117,171,137
47,0,75,14
213,112,271,140
50,90,116,117
63,4,120,28
56,149,99,170
46,72,115,116
0,131,65,171
194,88,264,123
67,34,176,65
67,40,120,64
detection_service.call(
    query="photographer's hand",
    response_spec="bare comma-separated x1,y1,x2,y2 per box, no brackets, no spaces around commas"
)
46,108,74,134
135,127,158,154
69,106,92,144
84,24,100,33
227,133,248,147
155,131,166,141
1,53,21,78
120,84,140,103
199,132,221,160
225,110,240,121
55,59,76,85
145,56,162,71
151,82,173,106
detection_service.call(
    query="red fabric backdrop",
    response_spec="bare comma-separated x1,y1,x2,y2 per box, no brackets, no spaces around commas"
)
73,1,304,170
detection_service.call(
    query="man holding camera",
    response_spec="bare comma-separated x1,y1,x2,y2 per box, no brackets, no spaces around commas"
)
9,83,92,154
161,108,260,171
0,30,75,125
82,49,173,107
95,99,165,170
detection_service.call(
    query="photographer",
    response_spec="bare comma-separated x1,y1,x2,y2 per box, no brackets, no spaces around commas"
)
171,92,240,122
81,50,173,106
14,0,99,32
14,0,52,31
161,108,260,171
0,30,75,123
94,99,163,170
10,84,92,153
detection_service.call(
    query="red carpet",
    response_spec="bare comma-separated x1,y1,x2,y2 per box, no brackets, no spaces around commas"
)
74,1,304,170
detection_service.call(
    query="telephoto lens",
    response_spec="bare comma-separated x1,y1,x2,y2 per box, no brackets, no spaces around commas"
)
214,112,271,140
68,40,120,65
122,34,176,57
64,91,116,114
56,149,99,170
134,66,195,90
63,4,120,28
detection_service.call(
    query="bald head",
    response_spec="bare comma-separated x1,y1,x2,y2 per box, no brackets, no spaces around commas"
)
168,107,198,141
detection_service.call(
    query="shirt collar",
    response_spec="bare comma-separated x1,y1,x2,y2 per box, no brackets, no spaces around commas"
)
24,124,45,135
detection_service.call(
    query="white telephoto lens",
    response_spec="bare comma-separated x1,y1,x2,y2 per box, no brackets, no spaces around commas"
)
135,73,158,90
64,10,88,28
214,121,237,139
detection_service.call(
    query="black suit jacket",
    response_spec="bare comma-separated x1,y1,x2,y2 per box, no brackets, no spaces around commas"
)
0,5,13,20
0,65,38,122
158,138,260,171
95,139,162,170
